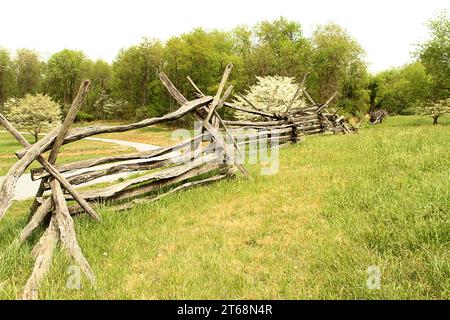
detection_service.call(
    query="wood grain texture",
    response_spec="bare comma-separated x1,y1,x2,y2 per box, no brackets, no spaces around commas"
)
66,153,219,201
113,173,228,211
18,197,53,244
52,180,96,284
205,64,233,122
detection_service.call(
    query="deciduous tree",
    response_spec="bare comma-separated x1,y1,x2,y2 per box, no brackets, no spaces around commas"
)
416,11,450,100
415,98,450,125
14,48,42,97
5,94,61,142
310,23,369,115
0,48,15,108
233,75,307,120
43,49,89,106
112,38,164,118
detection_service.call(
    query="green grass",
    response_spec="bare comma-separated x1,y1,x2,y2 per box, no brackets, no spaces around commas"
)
0,132,134,176
0,115,449,299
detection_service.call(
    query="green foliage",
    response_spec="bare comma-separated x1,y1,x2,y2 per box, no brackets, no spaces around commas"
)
0,48,15,108
235,18,311,84
257,18,310,76
5,93,61,142
13,49,42,97
416,10,450,100
165,29,244,98
371,62,433,114
43,49,90,105
309,23,369,115
112,38,164,118
3,15,448,122
75,110,95,122
84,59,113,118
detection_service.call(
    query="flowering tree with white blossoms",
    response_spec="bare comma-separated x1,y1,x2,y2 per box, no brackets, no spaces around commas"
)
233,76,307,121
5,94,61,142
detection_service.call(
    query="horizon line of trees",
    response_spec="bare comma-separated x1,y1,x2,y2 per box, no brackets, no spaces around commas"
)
0,13,448,123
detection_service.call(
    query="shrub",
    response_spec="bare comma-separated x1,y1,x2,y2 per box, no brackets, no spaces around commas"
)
6,94,61,142
75,111,94,122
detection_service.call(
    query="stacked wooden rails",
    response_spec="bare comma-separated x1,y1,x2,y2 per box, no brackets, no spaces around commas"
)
222,93,357,135
216,72,357,135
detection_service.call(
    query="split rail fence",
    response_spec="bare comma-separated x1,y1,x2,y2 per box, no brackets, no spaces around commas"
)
0,64,355,299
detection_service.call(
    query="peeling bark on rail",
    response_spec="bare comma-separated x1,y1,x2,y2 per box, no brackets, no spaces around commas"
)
43,142,216,189
18,198,53,244
52,180,96,284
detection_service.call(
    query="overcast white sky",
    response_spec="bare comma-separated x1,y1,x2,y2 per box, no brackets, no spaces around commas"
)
0,0,448,73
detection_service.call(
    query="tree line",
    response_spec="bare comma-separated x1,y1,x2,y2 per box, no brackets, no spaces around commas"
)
0,14,448,122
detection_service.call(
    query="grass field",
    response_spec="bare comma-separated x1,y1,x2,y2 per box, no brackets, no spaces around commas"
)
0,132,134,176
0,115,449,299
